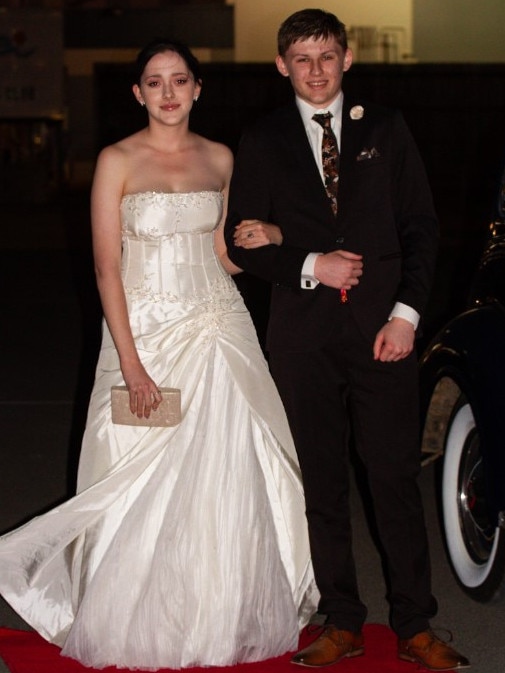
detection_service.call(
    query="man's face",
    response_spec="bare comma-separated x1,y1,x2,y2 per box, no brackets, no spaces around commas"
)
276,35,352,109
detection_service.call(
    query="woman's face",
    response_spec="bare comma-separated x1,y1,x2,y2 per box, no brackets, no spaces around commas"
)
133,50,201,127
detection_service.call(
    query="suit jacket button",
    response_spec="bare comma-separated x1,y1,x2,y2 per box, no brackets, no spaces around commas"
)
336,236,345,245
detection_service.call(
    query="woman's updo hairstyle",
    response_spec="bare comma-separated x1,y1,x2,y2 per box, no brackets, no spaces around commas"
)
134,38,202,85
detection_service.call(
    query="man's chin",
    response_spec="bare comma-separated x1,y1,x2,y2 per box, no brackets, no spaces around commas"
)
301,90,339,109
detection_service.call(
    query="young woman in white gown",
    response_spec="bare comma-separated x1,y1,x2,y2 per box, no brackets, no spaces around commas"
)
0,40,317,670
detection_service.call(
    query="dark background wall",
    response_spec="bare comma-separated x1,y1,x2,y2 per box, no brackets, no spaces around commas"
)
64,5,233,49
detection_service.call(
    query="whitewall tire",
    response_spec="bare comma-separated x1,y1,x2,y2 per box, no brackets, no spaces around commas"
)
442,399,505,602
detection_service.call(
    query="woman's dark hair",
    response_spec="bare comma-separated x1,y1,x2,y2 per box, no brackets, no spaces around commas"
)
134,38,202,85
277,9,347,56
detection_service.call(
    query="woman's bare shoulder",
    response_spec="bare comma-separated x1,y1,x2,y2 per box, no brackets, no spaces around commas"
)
201,136,232,158
93,131,149,189
99,130,146,161
198,136,233,172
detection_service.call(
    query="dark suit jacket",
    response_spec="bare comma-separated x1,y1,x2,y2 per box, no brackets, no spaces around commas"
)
224,97,439,352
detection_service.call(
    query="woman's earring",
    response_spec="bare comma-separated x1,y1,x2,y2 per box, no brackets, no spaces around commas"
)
193,96,199,102
139,100,145,106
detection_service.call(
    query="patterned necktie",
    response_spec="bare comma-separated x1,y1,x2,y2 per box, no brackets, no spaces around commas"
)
312,112,339,216
312,112,347,303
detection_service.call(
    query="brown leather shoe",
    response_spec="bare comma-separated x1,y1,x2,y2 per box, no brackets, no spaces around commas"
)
398,629,470,671
291,625,364,667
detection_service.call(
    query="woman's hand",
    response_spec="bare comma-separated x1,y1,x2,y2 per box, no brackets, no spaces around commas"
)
121,359,162,419
234,219,283,248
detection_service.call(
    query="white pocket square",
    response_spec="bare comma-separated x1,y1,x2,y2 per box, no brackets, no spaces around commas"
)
357,147,380,161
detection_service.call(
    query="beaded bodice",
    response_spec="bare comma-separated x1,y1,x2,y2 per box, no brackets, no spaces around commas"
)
120,191,235,304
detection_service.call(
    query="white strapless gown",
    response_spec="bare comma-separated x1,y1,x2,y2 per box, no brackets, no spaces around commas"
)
0,191,317,670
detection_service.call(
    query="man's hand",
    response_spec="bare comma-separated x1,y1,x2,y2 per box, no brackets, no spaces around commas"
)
314,250,363,290
373,317,415,362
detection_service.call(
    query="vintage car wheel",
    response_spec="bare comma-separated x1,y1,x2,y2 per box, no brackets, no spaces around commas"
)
442,397,505,602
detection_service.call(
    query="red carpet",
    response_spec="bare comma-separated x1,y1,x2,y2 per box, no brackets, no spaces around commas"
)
0,624,441,672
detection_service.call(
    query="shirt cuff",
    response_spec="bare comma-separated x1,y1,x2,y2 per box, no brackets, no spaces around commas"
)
389,302,420,330
301,252,322,289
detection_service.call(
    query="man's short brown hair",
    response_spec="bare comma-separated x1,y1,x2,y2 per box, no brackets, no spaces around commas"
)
277,9,348,56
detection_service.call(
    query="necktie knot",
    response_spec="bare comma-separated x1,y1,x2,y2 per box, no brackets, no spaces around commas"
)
312,112,333,129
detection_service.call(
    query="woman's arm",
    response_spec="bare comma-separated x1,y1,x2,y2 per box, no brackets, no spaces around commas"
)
212,146,283,273
91,146,161,418
214,186,243,276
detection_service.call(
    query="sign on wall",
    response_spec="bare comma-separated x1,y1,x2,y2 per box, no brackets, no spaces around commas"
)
0,9,64,119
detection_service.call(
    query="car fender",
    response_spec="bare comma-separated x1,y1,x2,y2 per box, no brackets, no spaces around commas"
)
419,303,505,515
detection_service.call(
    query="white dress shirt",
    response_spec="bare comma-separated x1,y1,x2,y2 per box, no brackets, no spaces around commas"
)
296,94,419,329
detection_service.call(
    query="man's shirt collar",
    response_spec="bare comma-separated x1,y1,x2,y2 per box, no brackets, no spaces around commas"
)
296,92,343,128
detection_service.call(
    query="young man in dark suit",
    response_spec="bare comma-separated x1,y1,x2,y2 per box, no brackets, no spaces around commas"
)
224,8,469,672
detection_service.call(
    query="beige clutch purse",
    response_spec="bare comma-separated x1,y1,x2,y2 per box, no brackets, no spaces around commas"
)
111,386,181,427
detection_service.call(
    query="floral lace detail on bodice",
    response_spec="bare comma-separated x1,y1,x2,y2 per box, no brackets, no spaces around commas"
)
119,191,237,308
121,191,224,238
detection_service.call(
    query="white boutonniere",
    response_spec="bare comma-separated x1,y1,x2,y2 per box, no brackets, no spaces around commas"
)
350,105,364,120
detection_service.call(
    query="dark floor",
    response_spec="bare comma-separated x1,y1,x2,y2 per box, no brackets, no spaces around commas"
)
0,190,504,672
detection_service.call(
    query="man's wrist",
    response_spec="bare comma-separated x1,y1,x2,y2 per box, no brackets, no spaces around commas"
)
388,302,420,330
301,252,323,289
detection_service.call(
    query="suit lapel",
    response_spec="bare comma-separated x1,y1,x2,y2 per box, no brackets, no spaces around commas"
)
340,99,363,178
279,104,335,217
338,98,367,216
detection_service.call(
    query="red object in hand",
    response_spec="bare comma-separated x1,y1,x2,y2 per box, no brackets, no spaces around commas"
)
340,289,348,303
